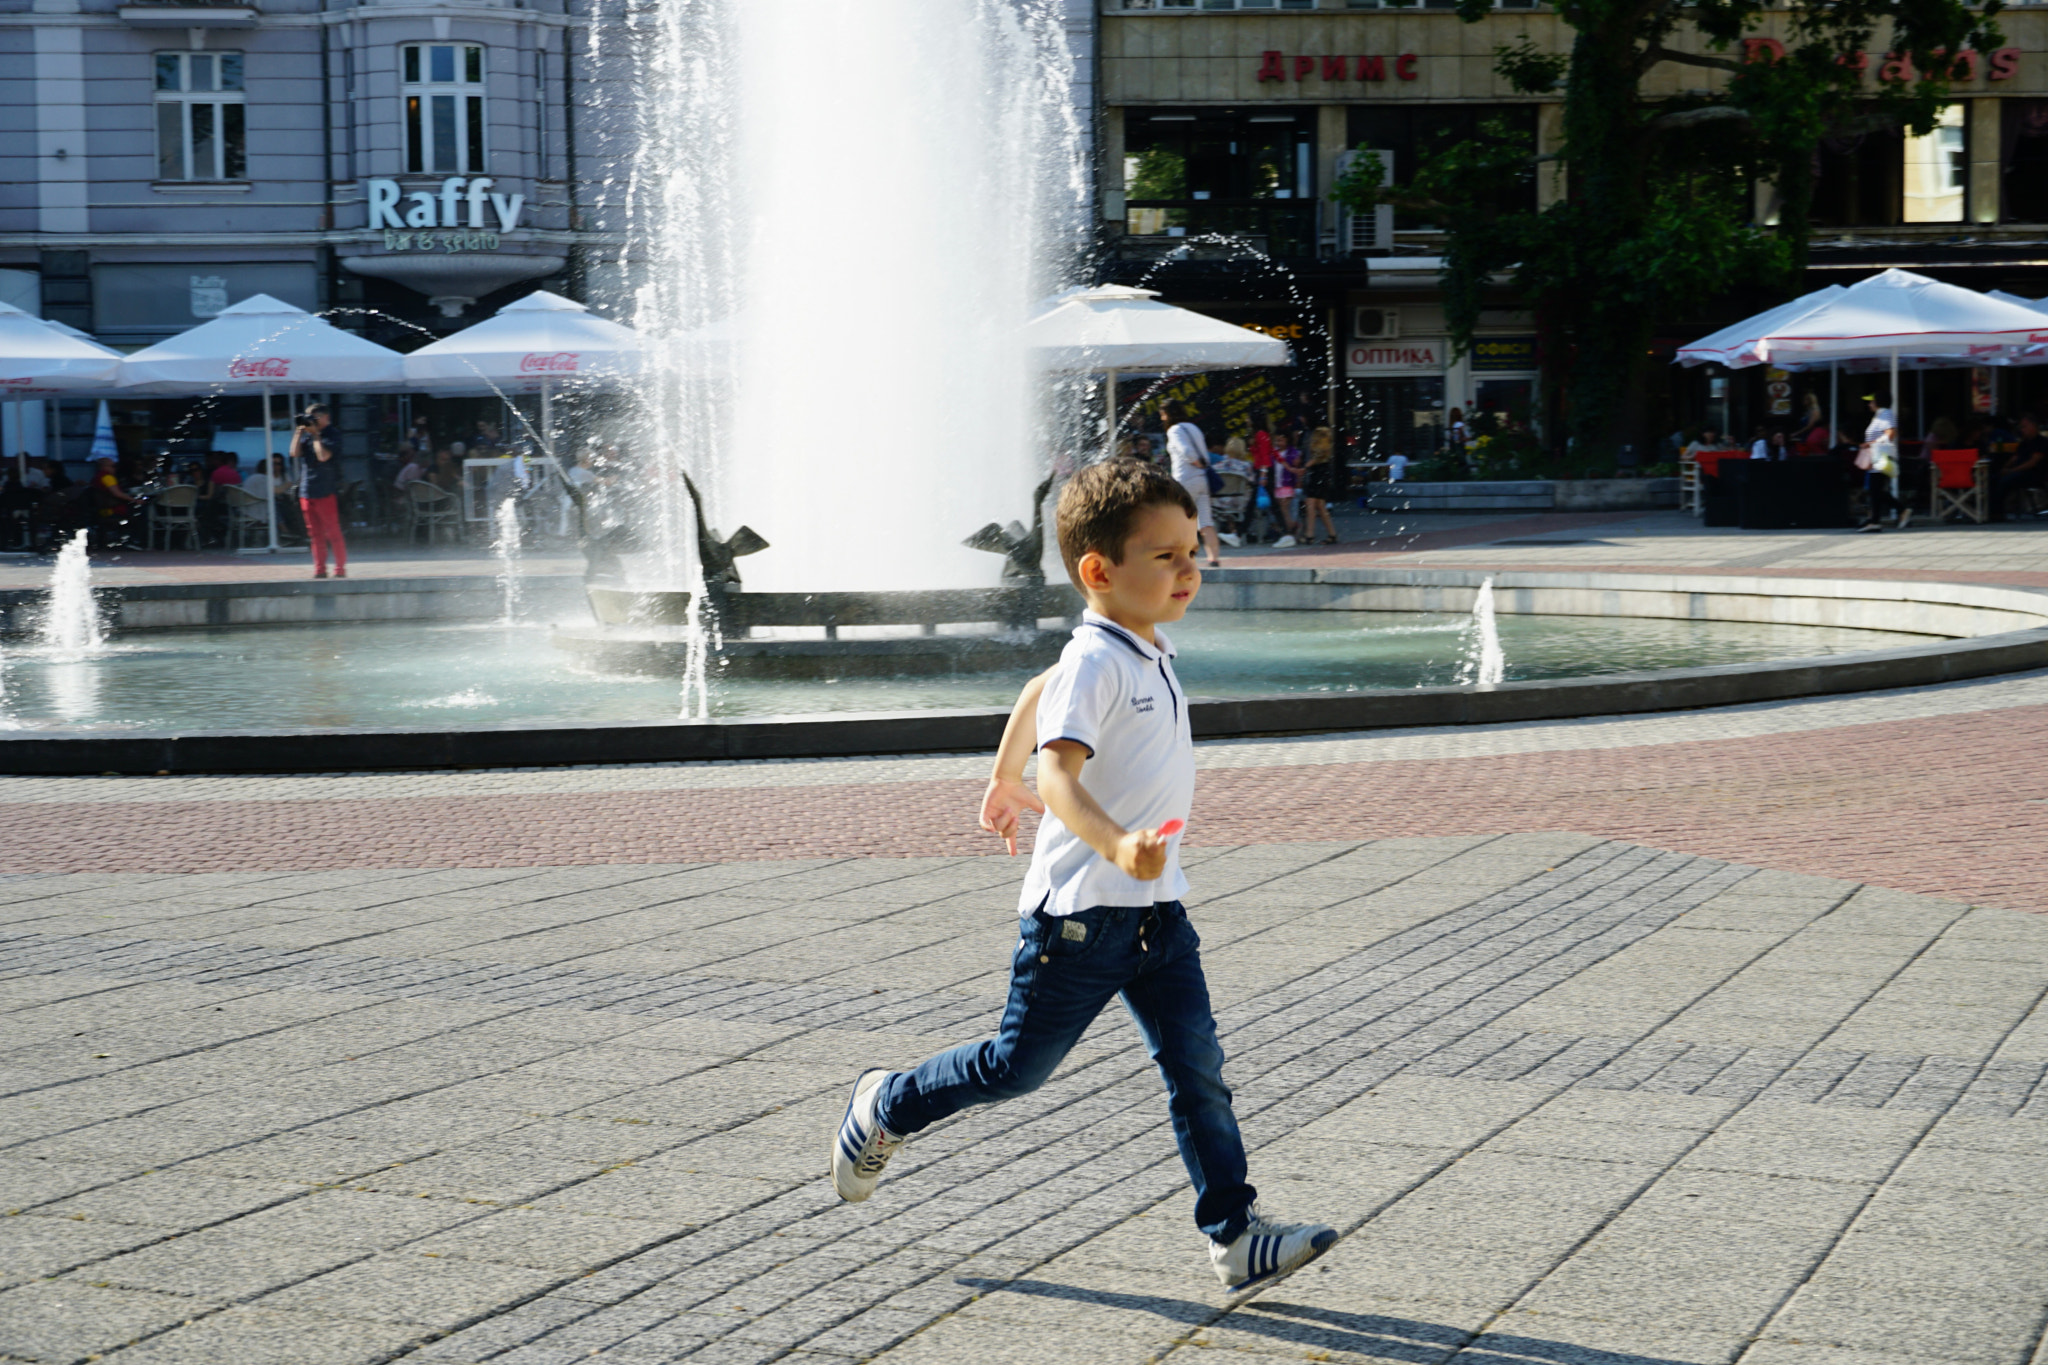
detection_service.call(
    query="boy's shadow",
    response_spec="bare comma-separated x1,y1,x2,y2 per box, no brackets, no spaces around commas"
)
956,1277,1709,1365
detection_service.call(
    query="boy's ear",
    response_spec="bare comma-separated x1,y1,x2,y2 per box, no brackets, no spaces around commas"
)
1076,549,1112,591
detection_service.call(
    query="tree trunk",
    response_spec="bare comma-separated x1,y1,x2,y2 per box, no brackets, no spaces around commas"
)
1555,18,1654,468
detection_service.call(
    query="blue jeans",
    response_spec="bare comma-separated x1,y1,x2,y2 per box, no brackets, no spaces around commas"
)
875,901,1256,1243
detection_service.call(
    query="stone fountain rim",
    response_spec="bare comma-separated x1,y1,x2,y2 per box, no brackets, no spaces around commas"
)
0,566,2043,774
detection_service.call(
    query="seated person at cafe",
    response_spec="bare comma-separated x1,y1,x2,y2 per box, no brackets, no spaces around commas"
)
1992,415,2048,520
243,456,306,539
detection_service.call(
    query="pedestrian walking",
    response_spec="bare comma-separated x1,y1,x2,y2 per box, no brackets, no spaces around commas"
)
1298,426,1339,544
1161,400,1233,564
830,458,1337,1291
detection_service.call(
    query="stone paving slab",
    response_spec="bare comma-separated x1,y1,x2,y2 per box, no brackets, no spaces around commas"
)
0,838,2044,1364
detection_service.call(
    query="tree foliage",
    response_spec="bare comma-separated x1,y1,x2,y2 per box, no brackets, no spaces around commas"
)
1330,0,2001,464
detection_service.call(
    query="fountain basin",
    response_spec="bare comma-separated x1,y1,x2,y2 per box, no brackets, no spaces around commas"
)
569,583,1081,678
1,568,2043,774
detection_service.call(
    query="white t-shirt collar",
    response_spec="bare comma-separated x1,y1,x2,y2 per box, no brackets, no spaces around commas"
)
1081,609,1175,661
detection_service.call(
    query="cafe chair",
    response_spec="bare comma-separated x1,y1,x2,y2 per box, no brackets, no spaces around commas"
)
407,480,462,546
219,485,270,550
1928,448,1990,525
147,483,201,551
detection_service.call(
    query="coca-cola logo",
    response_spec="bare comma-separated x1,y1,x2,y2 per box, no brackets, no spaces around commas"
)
228,358,292,379
519,352,580,373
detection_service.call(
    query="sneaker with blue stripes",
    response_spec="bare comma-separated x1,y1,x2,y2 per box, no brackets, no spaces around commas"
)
831,1068,905,1203
1209,1204,1338,1290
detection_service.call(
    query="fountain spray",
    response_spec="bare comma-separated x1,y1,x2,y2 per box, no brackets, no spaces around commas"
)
1459,577,1506,688
493,498,525,627
40,530,104,659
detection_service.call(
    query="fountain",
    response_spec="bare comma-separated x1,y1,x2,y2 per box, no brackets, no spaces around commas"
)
556,0,1087,685
39,530,103,659
493,498,525,627
1458,577,1507,688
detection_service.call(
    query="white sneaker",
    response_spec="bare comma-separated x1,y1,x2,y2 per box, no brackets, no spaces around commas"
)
1209,1204,1338,1291
1272,535,1298,549
1218,531,1243,547
831,1069,904,1203
1896,508,1914,530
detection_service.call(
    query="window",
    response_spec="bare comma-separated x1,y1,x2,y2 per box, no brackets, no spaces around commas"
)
1902,105,1966,222
1151,1,1318,9
402,43,486,175
1122,108,1319,256
154,51,246,182
2004,101,2048,222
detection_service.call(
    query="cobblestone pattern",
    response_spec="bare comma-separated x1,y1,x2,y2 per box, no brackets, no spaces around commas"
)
3,848,2043,1124
3,839,2046,1365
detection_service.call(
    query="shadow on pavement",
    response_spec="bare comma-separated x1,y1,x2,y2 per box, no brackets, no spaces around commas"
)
957,1277,1709,1365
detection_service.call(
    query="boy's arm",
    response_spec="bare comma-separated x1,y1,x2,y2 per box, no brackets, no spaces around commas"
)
1037,740,1168,882
979,668,1051,855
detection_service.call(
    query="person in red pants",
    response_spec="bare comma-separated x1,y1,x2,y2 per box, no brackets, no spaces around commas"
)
291,404,347,578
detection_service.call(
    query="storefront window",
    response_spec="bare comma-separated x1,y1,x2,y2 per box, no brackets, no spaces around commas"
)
1902,105,1966,222
1123,108,1317,256
154,52,246,182
2003,100,2048,223
402,44,487,175
1345,105,1537,230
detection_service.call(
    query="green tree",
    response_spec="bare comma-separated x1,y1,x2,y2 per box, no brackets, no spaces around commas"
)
1331,0,2001,467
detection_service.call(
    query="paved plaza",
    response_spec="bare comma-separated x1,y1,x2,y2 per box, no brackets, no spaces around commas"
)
2,511,2046,1364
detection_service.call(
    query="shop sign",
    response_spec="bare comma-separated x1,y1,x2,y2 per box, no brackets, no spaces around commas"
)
379,230,504,254
189,275,229,318
365,177,526,234
1739,38,2017,81
1348,339,1444,376
1470,336,1537,373
1767,367,1792,416
1257,51,1418,84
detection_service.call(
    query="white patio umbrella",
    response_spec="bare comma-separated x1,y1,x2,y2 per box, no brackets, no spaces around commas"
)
0,302,123,480
1674,285,1845,370
1022,285,1292,456
1747,269,2048,435
401,290,643,460
117,294,406,552
1680,270,2048,444
0,299,122,389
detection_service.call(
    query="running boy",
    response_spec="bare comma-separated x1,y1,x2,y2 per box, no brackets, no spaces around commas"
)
830,459,1336,1291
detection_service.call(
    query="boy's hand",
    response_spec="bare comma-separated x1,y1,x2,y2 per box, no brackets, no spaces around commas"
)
1113,827,1169,882
980,776,1046,856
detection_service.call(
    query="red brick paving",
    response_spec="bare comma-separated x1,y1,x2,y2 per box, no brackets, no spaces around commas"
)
7,701,2045,911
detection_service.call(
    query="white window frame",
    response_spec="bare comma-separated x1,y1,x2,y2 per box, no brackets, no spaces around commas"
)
401,43,488,176
154,51,247,183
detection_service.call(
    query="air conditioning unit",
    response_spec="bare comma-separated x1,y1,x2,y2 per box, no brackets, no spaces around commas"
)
1354,307,1400,340
1333,148,1393,255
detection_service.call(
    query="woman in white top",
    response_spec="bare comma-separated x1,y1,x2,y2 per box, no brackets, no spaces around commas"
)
1858,390,1905,532
1161,400,1229,566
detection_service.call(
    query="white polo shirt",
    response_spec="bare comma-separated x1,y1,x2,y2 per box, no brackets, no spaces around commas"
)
1020,610,1195,917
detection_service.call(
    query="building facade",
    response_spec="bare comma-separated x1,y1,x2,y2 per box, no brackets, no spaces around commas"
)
0,0,590,461
1096,0,2048,456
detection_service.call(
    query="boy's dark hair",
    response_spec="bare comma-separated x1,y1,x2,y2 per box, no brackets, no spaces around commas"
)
1055,459,1196,587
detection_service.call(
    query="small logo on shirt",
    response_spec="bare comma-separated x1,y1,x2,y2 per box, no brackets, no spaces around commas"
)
1131,694,1156,714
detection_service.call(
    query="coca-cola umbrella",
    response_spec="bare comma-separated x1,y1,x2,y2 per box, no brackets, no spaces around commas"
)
117,295,406,553
0,301,123,481
400,291,643,467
